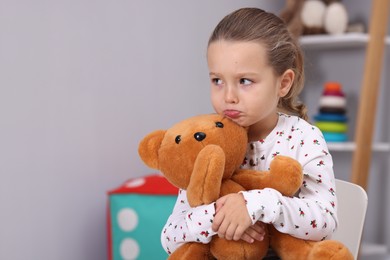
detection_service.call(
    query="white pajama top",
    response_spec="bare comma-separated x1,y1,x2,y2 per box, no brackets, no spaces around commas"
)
161,113,338,255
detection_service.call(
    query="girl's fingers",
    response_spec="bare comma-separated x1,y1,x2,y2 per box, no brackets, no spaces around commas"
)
212,211,224,232
224,223,238,240
233,225,247,241
243,222,266,241
217,216,230,238
240,233,255,243
252,221,266,233
215,195,228,213
245,228,265,241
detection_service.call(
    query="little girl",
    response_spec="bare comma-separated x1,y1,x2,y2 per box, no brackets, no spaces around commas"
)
161,8,337,258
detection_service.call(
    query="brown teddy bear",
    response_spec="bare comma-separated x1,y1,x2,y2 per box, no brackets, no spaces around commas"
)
138,113,353,259
279,0,306,38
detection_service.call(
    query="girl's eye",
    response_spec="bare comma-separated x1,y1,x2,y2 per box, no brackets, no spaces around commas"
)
240,78,253,85
211,78,223,85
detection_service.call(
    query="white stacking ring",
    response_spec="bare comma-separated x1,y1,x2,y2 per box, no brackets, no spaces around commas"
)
319,96,346,108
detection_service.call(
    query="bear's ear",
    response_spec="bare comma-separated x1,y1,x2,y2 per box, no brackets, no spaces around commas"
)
138,130,166,169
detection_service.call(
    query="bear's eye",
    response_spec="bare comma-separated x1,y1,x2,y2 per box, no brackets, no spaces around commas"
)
215,122,224,128
175,135,181,144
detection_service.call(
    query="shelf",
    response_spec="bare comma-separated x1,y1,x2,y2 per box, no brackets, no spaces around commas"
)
328,142,390,152
299,33,390,49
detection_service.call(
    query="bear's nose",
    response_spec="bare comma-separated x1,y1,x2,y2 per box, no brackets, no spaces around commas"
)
194,132,206,142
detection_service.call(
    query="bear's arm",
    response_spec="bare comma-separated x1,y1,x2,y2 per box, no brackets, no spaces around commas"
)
219,179,246,196
232,156,303,196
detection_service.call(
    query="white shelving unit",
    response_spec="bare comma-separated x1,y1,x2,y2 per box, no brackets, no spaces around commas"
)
327,142,390,152
300,33,390,49
300,33,390,154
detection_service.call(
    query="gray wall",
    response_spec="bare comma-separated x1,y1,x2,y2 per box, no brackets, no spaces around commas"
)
0,1,283,259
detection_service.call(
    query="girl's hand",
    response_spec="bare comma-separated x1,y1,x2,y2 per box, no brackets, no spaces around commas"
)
241,221,266,243
212,193,252,241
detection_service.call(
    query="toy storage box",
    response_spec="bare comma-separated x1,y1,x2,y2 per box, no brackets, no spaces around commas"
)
107,174,178,260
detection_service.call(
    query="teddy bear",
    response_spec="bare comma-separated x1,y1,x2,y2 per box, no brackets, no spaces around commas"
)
138,113,354,259
279,0,306,38
280,0,349,38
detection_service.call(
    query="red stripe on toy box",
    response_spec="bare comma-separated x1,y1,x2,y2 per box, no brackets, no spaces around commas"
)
108,174,178,195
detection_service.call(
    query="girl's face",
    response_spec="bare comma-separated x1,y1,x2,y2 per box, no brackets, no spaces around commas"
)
207,40,292,130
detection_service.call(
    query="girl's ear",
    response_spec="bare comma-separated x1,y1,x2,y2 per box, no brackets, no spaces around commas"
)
278,69,295,97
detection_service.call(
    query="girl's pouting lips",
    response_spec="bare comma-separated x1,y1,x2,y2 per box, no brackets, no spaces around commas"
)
224,109,241,119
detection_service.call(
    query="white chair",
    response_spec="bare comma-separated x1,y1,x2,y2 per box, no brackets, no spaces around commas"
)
332,179,368,259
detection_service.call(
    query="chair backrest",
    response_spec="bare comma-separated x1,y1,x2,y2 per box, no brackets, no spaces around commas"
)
332,179,368,259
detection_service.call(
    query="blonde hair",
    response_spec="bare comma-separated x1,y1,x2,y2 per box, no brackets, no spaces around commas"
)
208,8,308,121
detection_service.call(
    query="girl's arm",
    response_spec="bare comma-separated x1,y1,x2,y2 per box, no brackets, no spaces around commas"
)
242,134,337,241
161,189,217,254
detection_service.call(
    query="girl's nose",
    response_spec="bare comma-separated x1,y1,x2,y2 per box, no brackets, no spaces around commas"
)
225,87,238,104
